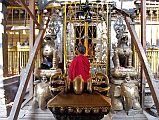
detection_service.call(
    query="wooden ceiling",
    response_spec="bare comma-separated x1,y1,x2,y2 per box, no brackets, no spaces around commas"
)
2,0,31,6
2,0,19,6
2,0,159,6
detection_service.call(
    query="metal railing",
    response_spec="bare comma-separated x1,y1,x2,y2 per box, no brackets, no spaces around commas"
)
8,46,159,79
134,47,159,79
147,48,159,78
8,46,29,75
8,45,41,76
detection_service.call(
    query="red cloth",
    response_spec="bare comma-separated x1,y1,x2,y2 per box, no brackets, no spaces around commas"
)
68,54,90,82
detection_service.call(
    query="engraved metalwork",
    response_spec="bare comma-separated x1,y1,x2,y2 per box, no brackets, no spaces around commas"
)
34,17,62,110
35,2,112,119
114,16,126,40
121,76,141,111
87,78,92,93
93,108,99,113
73,76,84,95
47,91,111,119
34,75,51,110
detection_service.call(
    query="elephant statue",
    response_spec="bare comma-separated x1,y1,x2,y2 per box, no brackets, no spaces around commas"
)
121,76,141,111
34,76,52,110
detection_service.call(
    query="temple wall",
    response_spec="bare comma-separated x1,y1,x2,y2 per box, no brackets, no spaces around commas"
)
0,3,3,77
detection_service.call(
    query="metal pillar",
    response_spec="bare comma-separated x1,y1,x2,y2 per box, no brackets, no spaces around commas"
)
84,22,88,56
21,0,36,107
63,3,67,74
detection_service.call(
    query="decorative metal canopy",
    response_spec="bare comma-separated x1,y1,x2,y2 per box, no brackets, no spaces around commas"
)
38,0,57,10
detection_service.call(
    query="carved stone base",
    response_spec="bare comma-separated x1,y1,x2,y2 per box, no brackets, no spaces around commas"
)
127,109,143,116
111,67,138,78
111,79,139,85
35,69,62,78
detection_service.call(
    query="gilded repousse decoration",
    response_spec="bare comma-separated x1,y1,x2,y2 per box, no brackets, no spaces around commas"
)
87,78,92,93
73,76,84,94
34,30,111,119
111,16,141,114
47,91,111,119
34,75,52,110
34,2,112,119
121,78,141,110
47,73,111,119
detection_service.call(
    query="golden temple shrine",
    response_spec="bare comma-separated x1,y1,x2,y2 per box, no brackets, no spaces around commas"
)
0,0,159,120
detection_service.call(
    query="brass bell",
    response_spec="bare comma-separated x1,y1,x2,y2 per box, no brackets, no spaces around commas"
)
84,108,91,113
93,107,99,113
60,107,65,113
52,107,56,112
76,107,83,113
102,107,108,113
67,107,74,113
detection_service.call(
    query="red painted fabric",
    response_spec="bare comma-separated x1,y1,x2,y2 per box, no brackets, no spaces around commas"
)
69,54,90,82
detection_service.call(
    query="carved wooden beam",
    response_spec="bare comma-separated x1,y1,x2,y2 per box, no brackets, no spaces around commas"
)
140,0,146,108
16,0,40,27
8,18,50,120
28,0,35,107
125,16,159,115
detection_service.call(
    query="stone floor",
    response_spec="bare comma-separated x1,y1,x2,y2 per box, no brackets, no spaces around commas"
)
0,77,159,120
0,97,159,120
12,102,158,120
16,106,158,120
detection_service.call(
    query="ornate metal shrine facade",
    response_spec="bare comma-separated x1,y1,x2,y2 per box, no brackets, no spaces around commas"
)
63,2,111,76
6,1,159,120
34,1,144,117
33,2,112,120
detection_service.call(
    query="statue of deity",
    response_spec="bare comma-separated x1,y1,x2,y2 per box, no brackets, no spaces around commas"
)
111,17,141,114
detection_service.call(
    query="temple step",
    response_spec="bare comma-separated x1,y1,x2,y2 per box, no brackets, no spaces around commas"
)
111,111,148,120
18,107,55,120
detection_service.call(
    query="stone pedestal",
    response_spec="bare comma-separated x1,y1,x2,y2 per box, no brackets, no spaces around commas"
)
127,109,143,116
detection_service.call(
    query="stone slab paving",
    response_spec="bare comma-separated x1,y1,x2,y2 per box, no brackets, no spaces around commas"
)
111,110,148,120
0,103,158,120
143,111,159,120
0,78,159,120
0,97,158,120
0,86,7,118
18,105,158,120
